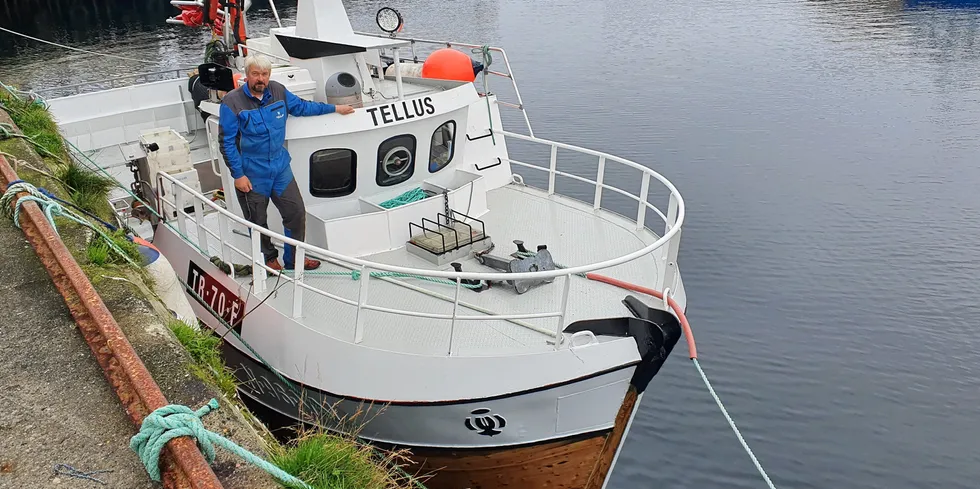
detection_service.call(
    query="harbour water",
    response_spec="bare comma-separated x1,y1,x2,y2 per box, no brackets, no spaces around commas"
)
3,1,980,488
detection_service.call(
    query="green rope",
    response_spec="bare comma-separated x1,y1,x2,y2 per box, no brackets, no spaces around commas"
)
282,268,484,289
64,140,213,258
51,123,427,488
378,187,427,209
1,181,139,268
130,398,313,489
0,80,47,109
175,278,429,489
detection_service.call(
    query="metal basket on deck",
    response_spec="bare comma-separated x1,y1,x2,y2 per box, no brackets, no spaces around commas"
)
406,211,492,265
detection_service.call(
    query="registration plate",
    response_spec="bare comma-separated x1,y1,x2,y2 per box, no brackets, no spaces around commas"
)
187,261,245,333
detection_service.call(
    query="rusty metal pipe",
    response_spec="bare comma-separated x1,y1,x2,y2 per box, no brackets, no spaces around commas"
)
0,155,225,489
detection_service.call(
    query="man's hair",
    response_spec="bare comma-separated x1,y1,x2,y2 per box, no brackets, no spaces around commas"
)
244,53,272,74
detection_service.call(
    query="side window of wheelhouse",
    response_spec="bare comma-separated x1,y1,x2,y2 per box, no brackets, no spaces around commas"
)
310,149,356,197
429,121,456,173
377,134,416,186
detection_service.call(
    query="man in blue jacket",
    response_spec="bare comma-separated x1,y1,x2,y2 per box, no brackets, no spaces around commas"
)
219,53,355,271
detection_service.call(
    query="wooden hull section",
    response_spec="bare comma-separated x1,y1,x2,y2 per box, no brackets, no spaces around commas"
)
402,388,639,489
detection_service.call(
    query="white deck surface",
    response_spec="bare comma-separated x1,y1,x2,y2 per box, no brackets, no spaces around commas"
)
182,184,679,357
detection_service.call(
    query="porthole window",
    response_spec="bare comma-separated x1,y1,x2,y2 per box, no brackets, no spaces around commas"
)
429,121,456,173
310,149,356,197
377,134,416,186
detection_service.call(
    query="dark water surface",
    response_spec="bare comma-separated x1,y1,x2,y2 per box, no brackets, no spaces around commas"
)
3,1,980,488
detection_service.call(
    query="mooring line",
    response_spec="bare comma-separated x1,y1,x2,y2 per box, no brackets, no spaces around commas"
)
0,26,165,65
583,273,778,488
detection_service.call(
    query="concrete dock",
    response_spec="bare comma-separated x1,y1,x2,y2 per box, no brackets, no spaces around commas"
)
0,138,280,487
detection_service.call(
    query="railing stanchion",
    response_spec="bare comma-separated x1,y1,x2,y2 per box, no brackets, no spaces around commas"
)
637,173,651,231
548,145,558,195
393,47,404,101
195,198,208,253
660,193,682,291
448,277,462,356
251,230,266,293
554,274,572,350
292,246,305,319
219,212,234,279
354,265,371,344
499,49,534,136
593,155,606,210
174,183,187,236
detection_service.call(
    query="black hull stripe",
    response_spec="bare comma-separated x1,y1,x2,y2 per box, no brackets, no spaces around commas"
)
221,340,640,407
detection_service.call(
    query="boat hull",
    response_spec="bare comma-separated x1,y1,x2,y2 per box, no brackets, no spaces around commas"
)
226,339,647,489
151,220,683,488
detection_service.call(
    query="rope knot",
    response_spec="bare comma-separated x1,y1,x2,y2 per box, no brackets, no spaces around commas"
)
129,399,220,482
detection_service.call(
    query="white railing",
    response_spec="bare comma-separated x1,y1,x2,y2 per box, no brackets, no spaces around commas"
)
156,133,683,356
354,31,535,137
33,67,197,98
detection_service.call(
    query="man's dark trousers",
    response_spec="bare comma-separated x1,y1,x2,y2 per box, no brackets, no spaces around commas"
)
235,178,307,269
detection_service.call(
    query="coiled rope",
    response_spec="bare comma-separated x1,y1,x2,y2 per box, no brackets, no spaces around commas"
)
130,398,312,488
0,180,139,268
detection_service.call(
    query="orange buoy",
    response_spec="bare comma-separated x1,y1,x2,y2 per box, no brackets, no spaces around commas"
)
421,48,476,82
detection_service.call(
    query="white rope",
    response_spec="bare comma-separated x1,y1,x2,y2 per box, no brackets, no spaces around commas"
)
0,26,165,65
693,358,778,489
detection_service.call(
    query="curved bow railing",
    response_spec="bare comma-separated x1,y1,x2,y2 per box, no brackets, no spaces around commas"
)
157,131,685,354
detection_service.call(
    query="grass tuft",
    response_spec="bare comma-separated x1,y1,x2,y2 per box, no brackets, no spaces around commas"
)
0,88,67,161
55,159,117,219
166,319,238,400
85,229,143,266
269,426,426,489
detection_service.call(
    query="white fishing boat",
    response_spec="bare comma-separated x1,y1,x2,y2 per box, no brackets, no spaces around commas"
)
39,1,689,487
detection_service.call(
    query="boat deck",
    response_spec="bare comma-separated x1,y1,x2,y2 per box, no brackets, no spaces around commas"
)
182,184,682,357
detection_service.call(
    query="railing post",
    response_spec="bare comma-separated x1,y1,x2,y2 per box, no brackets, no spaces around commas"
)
593,155,606,210
354,265,371,344
292,246,305,319
393,47,404,101
500,49,534,137
636,173,650,231
195,198,208,254
448,277,461,356
251,230,266,294
666,191,679,237
554,274,572,350
219,213,234,280
174,183,187,236
548,145,558,195
659,193,682,291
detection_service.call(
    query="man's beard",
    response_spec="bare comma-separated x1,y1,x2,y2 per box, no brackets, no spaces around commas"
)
250,82,266,93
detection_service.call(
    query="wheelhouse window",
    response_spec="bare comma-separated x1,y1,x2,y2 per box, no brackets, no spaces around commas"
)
429,121,456,173
377,134,416,186
310,149,356,197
